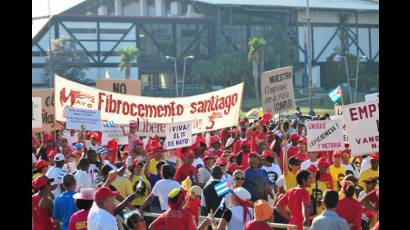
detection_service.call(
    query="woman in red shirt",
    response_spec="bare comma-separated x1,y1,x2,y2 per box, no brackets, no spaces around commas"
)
246,123,267,152
336,181,363,230
68,188,94,230
277,170,315,230
32,176,56,230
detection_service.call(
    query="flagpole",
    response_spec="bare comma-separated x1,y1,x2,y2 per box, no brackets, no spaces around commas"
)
339,84,344,106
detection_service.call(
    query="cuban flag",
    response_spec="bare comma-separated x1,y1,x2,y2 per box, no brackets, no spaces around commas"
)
214,180,230,197
328,85,343,103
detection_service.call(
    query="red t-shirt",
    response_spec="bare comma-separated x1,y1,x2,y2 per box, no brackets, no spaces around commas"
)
68,209,89,230
287,146,299,159
150,209,196,230
174,164,198,183
245,220,271,230
295,152,307,161
185,196,201,224
364,188,379,210
32,194,55,230
336,197,363,230
278,187,310,230
239,152,250,170
230,141,242,156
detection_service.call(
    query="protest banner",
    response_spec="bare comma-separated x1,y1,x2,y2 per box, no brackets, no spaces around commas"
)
306,120,344,151
334,105,349,144
164,121,192,150
365,93,379,102
101,126,128,145
96,80,141,96
342,100,379,155
32,89,62,132
54,75,243,134
261,66,296,114
32,97,42,128
66,108,102,132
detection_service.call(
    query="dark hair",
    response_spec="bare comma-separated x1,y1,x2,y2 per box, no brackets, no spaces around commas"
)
87,149,97,157
55,160,65,168
102,164,114,178
296,170,311,185
344,184,355,198
211,166,223,179
62,174,76,188
75,199,93,210
322,190,339,208
288,156,301,166
156,161,166,170
161,164,174,179
77,159,89,171
264,156,274,163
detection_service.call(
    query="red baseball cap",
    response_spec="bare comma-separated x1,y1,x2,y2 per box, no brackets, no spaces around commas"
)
261,150,274,159
370,153,379,161
210,136,221,145
184,150,195,158
318,157,330,168
290,134,300,141
132,159,144,167
43,134,54,142
90,132,99,139
249,152,259,158
298,136,307,144
203,151,215,160
134,140,144,147
262,113,273,121
94,186,119,203
32,176,53,190
227,163,239,174
306,165,318,174
333,150,343,158
36,160,49,169
241,140,251,147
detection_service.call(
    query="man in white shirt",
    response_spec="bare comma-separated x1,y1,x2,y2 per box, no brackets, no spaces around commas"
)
261,151,282,187
74,159,92,192
301,151,319,170
46,153,67,199
87,133,100,152
198,154,215,187
341,150,359,178
138,164,181,212
88,186,119,230
64,129,79,147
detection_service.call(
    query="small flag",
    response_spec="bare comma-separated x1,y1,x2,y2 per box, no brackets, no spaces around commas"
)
214,180,230,197
328,85,343,103
136,177,143,189
97,146,108,156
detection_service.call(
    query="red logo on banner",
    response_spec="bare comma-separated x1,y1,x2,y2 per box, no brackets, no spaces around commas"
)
60,88,95,108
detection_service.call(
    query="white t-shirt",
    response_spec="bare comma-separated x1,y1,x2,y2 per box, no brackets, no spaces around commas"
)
276,175,284,188
87,203,119,230
301,159,319,170
226,206,254,230
88,163,102,188
151,179,182,211
74,170,92,192
32,153,37,164
88,143,100,152
64,133,78,147
192,157,204,169
198,167,212,185
45,166,66,199
262,164,283,185
342,163,359,178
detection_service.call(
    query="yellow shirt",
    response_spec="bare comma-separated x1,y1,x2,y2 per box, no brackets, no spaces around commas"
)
359,168,379,189
32,172,44,181
284,171,297,191
130,174,151,206
307,180,328,218
111,175,134,200
329,165,346,191
149,159,163,175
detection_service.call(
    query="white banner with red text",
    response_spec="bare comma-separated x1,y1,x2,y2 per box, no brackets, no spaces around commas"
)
342,100,379,156
306,119,344,152
54,75,243,134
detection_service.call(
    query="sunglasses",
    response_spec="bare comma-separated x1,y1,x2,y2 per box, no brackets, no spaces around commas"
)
235,177,245,181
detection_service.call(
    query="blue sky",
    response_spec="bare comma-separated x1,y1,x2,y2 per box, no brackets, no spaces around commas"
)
32,0,84,17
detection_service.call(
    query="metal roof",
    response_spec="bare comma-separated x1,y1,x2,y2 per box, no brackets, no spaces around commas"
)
192,0,379,11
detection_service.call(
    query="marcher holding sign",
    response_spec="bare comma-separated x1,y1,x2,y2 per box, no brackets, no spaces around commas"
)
261,66,296,114
164,121,193,150
66,108,102,132
342,100,379,155
306,120,344,152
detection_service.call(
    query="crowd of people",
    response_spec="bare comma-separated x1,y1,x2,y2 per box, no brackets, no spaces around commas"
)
32,110,379,230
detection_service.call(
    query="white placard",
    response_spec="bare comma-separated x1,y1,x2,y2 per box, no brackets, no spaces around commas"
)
342,100,379,156
101,126,128,145
164,121,193,150
334,105,349,144
306,120,344,151
66,108,102,131
365,93,379,102
32,97,42,128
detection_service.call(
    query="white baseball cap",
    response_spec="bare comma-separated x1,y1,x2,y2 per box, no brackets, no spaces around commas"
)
233,187,251,201
73,188,95,200
54,153,65,162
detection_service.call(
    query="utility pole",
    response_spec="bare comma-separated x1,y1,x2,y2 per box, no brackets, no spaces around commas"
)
307,0,315,115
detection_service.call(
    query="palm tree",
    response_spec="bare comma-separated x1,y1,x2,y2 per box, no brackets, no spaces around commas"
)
118,47,139,79
248,37,266,106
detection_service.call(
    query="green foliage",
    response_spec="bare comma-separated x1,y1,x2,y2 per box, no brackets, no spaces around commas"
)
118,46,139,79
248,37,266,62
44,37,89,84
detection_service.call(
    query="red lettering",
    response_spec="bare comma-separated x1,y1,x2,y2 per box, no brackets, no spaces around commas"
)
350,108,358,121
190,102,197,114
98,93,105,111
116,99,122,114
358,106,368,120
157,105,164,118
138,104,144,117
109,95,116,113
368,104,377,117
176,104,184,115
130,103,138,116
122,102,130,115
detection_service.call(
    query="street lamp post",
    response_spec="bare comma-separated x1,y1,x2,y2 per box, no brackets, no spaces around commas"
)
354,55,368,103
182,55,195,97
334,55,353,104
306,0,315,115
165,56,178,97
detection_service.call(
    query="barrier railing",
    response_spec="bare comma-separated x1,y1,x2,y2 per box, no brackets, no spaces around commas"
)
141,212,299,229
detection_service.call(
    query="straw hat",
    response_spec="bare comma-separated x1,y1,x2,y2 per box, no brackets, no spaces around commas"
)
254,199,273,221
